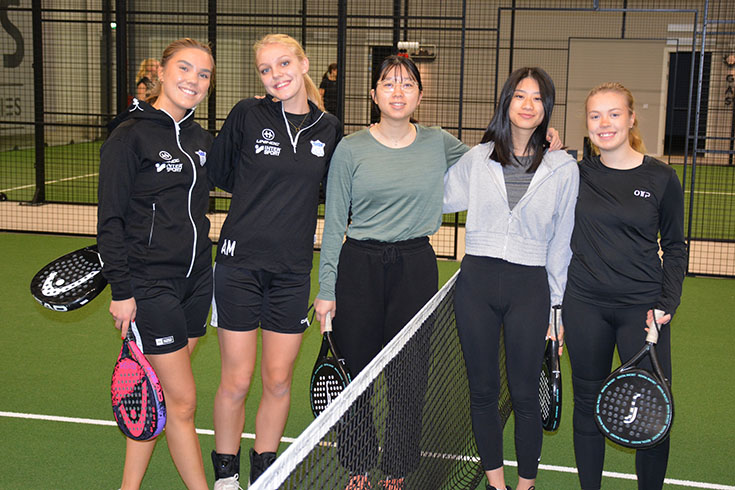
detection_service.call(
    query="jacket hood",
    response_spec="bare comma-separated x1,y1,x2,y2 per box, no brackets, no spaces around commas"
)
106,98,196,133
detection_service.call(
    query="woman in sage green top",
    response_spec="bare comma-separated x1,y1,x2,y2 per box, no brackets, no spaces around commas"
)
313,55,467,488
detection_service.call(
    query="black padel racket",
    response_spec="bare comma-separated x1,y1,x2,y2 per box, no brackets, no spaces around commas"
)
540,305,563,431
111,325,167,440
595,310,673,448
310,312,352,417
30,244,107,311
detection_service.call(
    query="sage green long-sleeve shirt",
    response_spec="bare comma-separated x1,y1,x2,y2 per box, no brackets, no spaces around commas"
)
317,125,468,301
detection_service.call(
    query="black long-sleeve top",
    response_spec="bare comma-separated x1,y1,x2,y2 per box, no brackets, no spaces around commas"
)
207,97,342,274
565,155,686,315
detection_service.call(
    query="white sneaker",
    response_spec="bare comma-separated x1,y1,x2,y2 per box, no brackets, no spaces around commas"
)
214,473,243,490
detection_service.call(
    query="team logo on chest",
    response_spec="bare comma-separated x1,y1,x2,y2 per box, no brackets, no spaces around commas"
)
196,149,207,166
155,149,182,173
310,139,325,157
255,128,281,156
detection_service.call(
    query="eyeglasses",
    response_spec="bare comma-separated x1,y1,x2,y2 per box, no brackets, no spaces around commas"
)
377,79,419,93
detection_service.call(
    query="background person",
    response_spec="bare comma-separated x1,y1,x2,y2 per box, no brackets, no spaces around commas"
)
563,82,686,490
443,66,579,490
135,57,160,101
319,62,338,116
97,38,215,490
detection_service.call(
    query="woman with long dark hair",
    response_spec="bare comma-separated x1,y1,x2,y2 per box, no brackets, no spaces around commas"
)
444,67,579,490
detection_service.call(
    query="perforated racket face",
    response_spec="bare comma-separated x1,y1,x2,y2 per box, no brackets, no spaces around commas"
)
595,370,672,448
540,359,561,431
310,361,350,417
539,364,552,422
111,340,166,440
30,246,106,311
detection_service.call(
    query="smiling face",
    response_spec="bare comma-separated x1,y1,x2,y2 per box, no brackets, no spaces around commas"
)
508,77,545,134
586,90,635,154
256,42,309,112
154,47,212,121
371,65,423,123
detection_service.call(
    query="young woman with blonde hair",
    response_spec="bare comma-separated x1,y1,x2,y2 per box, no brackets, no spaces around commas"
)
563,82,686,490
207,33,341,489
98,38,215,490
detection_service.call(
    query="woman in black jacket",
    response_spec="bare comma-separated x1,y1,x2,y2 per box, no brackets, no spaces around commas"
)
97,38,215,490
207,34,342,489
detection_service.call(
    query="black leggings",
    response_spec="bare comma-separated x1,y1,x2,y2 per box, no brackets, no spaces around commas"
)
333,237,438,476
455,255,550,479
562,294,672,490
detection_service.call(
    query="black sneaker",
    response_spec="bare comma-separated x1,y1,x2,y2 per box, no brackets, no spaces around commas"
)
249,448,277,485
212,448,242,489
485,485,512,490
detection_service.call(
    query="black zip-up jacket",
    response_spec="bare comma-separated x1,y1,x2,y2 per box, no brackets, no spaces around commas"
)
97,99,214,300
208,97,342,274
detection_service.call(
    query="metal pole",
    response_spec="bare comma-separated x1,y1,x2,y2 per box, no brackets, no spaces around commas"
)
31,0,44,204
208,0,217,134
336,0,347,124
115,0,128,114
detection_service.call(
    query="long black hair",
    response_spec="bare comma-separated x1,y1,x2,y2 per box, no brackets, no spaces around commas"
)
481,66,555,172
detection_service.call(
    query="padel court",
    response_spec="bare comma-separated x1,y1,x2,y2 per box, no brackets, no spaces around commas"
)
2,1,735,489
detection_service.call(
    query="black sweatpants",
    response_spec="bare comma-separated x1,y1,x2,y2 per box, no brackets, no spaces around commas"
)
562,293,672,490
333,237,438,477
455,255,550,479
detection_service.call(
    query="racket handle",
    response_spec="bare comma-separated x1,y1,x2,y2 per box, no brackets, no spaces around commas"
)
323,312,333,333
646,309,666,344
552,305,562,336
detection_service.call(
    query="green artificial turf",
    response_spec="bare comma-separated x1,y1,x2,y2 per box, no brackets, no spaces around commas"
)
1,232,733,489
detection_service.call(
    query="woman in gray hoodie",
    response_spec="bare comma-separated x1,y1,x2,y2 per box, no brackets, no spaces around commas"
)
443,67,579,490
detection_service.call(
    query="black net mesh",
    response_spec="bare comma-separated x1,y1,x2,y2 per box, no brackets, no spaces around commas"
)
250,272,512,490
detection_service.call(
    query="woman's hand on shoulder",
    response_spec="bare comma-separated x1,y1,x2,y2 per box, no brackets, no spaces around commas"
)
546,127,563,151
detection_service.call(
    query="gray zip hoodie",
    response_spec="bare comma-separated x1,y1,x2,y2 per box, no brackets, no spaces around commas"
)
443,142,579,310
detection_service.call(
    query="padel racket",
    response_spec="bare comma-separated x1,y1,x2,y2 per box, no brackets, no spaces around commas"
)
595,310,673,448
540,305,563,431
111,325,166,440
30,244,107,311
310,311,352,417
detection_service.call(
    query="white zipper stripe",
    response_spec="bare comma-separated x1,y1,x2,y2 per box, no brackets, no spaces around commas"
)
281,103,325,153
160,108,198,278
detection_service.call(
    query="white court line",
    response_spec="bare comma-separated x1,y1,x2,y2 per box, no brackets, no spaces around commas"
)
0,172,99,193
1,410,732,489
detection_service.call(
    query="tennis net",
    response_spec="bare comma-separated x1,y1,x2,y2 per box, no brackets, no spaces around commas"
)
251,270,512,489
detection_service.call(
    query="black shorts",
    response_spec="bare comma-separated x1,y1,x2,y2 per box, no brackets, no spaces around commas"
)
130,266,213,355
212,263,311,334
